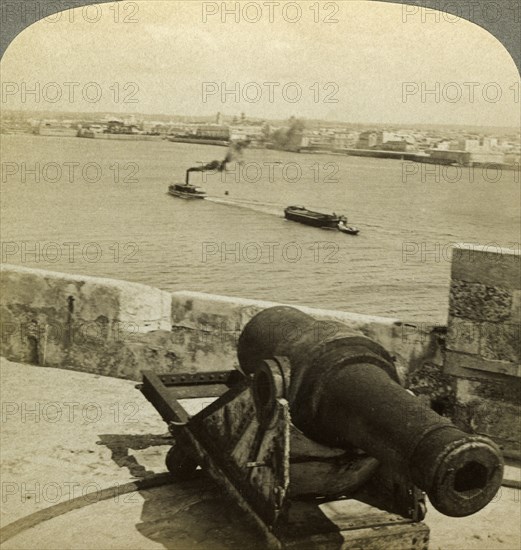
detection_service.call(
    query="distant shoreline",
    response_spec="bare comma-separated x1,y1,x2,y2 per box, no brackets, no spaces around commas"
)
1,109,519,135
2,132,519,171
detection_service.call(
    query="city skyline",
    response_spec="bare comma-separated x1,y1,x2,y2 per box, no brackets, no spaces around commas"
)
1,1,519,126
3,106,521,133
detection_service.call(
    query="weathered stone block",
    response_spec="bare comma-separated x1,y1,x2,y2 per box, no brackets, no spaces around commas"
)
451,245,521,290
453,378,521,455
406,362,456,418
445,350,521,379
455,376,521,406
446,317,480,354
449,280,512,322
480,322,521,363
1,264,172,332
0,264,172,376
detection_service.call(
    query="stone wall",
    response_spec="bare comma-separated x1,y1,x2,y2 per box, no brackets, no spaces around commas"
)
169,290,444,385
0,264,172,378
0,264,442,386
445,245,520,457
2,250,519,456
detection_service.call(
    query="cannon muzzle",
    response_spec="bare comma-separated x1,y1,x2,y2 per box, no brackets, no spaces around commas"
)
237,306,503,517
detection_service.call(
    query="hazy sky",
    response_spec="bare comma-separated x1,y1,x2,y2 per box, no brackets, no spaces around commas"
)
1,0,519,126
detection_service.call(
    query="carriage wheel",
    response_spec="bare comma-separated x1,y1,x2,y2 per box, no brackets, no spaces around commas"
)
165,444,198,479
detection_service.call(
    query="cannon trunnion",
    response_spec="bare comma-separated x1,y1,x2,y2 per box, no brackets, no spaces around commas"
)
139,306,503,549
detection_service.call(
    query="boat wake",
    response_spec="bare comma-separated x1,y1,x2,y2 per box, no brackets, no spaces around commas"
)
204,196,283,217
204,197,361,234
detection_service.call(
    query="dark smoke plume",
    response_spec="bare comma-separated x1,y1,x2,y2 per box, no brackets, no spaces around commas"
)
185,140,250,184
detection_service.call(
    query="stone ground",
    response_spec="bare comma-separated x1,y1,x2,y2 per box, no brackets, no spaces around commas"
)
0,357,519,550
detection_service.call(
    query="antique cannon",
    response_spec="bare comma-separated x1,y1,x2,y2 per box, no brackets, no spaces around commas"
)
139,306,504,548
237,306,503,518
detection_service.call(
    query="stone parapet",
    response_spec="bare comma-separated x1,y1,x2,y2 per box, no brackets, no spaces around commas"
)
0,265,442,388
170,290,444,383
0,264,172,376
445,245,521,457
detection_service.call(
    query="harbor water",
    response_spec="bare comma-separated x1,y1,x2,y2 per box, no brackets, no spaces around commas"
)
1,134,519,323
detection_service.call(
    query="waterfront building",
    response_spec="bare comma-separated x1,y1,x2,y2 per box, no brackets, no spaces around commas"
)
229,125,265,146
455,137,503,164
356,130,417,151
165,123,195,136
357,131,379,149
195,125,230,139
428,136,505,165
106,119,141,134
332,131,359,150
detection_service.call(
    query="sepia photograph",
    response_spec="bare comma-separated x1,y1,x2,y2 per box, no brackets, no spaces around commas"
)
0,0,520,548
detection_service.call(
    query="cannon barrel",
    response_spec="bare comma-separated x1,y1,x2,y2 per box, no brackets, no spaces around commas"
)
237,306,503,517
